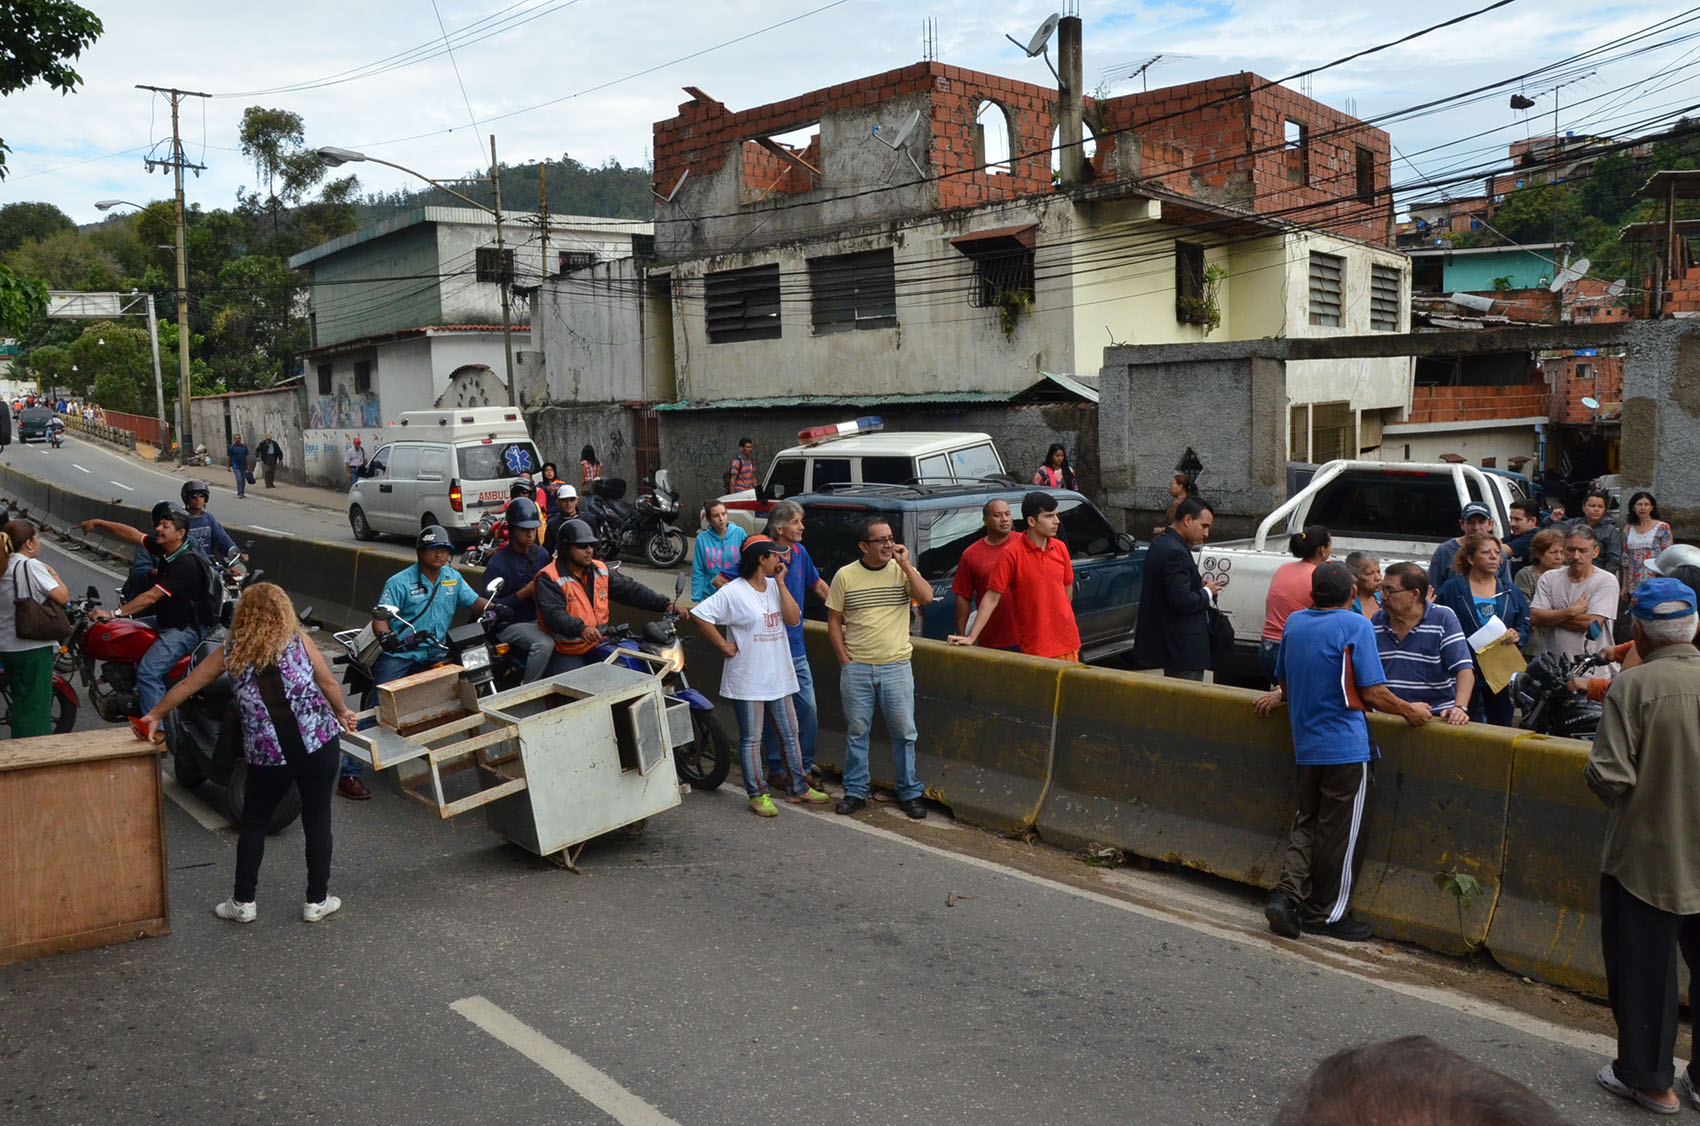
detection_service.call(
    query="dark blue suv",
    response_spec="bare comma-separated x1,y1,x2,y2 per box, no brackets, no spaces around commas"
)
794,482,1146,663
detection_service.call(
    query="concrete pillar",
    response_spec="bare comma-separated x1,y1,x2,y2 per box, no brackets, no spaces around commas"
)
1622,319,1700,540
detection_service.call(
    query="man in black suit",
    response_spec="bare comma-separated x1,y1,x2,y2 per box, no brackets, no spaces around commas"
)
1132,497,1221,680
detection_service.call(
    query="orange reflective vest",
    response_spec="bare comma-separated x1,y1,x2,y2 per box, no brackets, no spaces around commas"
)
538,559,609,654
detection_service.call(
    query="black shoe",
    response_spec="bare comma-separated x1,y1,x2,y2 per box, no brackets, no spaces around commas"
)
1300,916,1374,942
1264,891,1301,939
835,795,866,816
900,797,927,820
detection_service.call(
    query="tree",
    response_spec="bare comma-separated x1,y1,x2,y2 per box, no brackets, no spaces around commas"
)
0,0,103,179
0,264,48,334
0,201,74,253
238,106,327,235
1578,152,1641,225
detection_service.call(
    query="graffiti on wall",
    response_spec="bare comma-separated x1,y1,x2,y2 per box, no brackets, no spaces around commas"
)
308,387,381,430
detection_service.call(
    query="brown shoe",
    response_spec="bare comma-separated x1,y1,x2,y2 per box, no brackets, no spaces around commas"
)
337,775,371,801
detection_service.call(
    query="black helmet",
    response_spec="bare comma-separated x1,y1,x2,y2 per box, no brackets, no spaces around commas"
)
417,524,452,551
556,518,599,552
505,497,542,529
509,480,534,499
160,506,192,532
150,500,174,525
181,478,209,503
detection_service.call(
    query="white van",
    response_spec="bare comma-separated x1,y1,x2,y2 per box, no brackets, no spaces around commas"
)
347,407,542,544
717,427,1007,533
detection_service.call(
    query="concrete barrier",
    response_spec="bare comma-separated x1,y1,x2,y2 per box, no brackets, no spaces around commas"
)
1041,667,1294,883
1484,734,1609,995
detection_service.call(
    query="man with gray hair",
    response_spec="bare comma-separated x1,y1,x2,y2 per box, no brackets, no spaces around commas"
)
1531,524,1620,660
757,500,830,786
1586,576,1700,1114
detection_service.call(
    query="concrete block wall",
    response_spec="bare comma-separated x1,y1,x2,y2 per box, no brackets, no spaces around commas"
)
1619,319,1700,539
1543,353,1625,426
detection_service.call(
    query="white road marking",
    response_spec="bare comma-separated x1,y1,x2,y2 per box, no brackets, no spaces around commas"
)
72,463,90,474
450,996,682,1126
40,540,125,580
160,770,233,832
109,480,135,491
809,809,1620,1060
249,525,285,535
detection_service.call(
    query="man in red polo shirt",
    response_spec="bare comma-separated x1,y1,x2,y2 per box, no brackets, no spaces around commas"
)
948,491,1079,661
950,498,1021,650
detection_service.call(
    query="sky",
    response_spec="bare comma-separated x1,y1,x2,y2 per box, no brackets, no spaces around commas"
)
1,0,1692,226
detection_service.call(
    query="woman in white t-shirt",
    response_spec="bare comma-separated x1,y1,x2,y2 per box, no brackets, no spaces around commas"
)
0,519,69,738
691,536,828,816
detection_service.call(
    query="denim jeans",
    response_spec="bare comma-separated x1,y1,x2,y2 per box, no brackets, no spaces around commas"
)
761,652,817,776
733,696,806,799
498,621,555,683
1258,639,1281,687
231,466,246,497
839,660,922,801
137,625,206,717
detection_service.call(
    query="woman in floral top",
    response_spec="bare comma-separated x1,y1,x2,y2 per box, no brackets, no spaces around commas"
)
142,583,357,925
1622,491,1673,595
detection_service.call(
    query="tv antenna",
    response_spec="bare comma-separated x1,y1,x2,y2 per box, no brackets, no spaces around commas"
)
922,17,937,62
1006,13,1061,83
873,109,925,179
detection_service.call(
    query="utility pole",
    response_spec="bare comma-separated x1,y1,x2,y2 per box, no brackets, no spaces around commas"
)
137,84,209,464
539,163,550,284
491,134,518,409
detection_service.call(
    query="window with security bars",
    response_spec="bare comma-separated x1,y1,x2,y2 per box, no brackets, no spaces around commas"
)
1174,241,1207,324
809,249,897,334
1370,264,1401,332
1309,252,1344,327
1290,400,1357,462
965,247,1035,308
476,246,514,284
705,264,782,343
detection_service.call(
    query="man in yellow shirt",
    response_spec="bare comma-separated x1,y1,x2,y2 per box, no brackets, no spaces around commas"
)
825,516,934,818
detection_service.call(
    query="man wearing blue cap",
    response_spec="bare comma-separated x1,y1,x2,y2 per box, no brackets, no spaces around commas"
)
1427,502,1512,589
1586,576,1700,1115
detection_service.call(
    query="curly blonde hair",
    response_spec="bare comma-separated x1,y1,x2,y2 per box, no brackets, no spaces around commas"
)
225,582,305,676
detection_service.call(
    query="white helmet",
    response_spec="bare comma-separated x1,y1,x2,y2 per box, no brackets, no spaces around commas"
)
1648,543,1700,576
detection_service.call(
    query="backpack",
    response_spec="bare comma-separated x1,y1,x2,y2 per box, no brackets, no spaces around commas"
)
182,550,224,629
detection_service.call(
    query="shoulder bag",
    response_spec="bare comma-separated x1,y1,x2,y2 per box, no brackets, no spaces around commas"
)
13,559,72,642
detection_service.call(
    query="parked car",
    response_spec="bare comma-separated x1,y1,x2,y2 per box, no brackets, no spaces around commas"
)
16,407,53,442
794,482,1145,664
1201,459,1530,680
718,420,1008,534
347,407,542,545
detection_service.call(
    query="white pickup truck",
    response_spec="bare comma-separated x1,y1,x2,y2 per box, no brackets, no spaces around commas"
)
1198,460,1533,680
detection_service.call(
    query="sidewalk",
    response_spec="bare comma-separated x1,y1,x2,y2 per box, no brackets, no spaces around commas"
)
135,441,348,516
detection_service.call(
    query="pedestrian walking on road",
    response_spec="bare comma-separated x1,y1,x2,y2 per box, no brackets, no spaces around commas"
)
1255,561,1431,942
228,434,250,498
1436,533,1529,726
344,437,366,490
948,498,1020,651
692,537,827,816
949,491,1078,660
1585,576,1700,1116
726,437,757,493
256,434,283,488
1032,443,1076,491
1372,561,1474,726
1260,525,1331,684
1131,497,1220,680
141,583,359,926
0,519,69,738
826,516,933,819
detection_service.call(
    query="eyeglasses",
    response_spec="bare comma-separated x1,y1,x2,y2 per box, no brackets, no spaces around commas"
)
1379,584,1413,595
861,536,895,545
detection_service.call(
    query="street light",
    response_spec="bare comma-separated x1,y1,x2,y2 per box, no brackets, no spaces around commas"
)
87,201,171,454
315,140,518,407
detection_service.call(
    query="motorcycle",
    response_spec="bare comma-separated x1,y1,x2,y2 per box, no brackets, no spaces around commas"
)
47,420,64,448
1512,649,1613,739
460,510,509,567
0,650,80,734
332,603,497,703
582,471,688,568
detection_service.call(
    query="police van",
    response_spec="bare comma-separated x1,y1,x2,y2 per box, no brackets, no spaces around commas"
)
347,407,542,545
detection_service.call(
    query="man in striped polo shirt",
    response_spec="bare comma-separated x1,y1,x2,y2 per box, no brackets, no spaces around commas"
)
826,515,934,819
1371,561,1475,726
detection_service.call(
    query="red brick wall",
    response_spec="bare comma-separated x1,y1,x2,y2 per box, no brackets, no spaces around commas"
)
1544,353,1624,425
1406,383,1548,424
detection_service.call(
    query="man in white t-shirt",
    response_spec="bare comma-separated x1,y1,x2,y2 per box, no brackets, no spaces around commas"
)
1532,524,1621,660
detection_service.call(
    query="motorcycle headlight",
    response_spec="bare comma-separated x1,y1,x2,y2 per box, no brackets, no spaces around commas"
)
657,643,684,674
459,646,491,671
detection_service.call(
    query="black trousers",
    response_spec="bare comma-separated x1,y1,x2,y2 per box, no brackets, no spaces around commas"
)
1600,874,1700,1092
1275,761,1371,926
234,734,341,904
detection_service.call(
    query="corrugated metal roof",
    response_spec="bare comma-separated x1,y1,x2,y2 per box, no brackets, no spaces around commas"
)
654,391,1013,412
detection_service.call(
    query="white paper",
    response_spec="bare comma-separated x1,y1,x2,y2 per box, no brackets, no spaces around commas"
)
1467,614,1509,652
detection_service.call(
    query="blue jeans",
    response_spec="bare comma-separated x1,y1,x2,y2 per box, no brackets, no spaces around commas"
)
137,626,205,717
762,652,817,776
1258,639,1280,687
839,660,922,801
352,652,431,777
734,697,806,799
231,466,246,497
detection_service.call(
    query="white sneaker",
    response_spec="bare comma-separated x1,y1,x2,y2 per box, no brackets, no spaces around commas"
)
302,896,342,923
214,897,256,923
1680,1071,1700,1110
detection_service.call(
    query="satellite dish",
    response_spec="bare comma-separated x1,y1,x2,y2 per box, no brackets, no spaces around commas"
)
1607,278,1626,298
873,109,921,150
1022,14,1060,57
1581,396,1600,410
1549,257,1591,292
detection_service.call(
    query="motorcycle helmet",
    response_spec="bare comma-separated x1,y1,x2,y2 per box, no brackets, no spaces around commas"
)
417,524,452,552
181,478,210,504
1647,543,1700,577
150,500,175,525
505,497,542,529
509,480,534,500
556,518,599,553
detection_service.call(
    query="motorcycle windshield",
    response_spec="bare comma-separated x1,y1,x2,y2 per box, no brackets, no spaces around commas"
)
654,469,672,494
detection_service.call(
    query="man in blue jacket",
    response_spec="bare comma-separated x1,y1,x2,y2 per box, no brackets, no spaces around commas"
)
1131,497,1221,679
483,497,554,683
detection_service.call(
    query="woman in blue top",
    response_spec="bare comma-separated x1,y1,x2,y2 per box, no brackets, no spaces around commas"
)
1436,532,1531,727
142,583,359,924
691,500,747,601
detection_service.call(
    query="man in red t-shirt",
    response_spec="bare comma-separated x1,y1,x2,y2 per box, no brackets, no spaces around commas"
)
949,492,1080,661
950,498,1021,650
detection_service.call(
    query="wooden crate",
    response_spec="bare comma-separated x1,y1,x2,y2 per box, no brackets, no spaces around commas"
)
0,730,170,965
377,665,475,734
